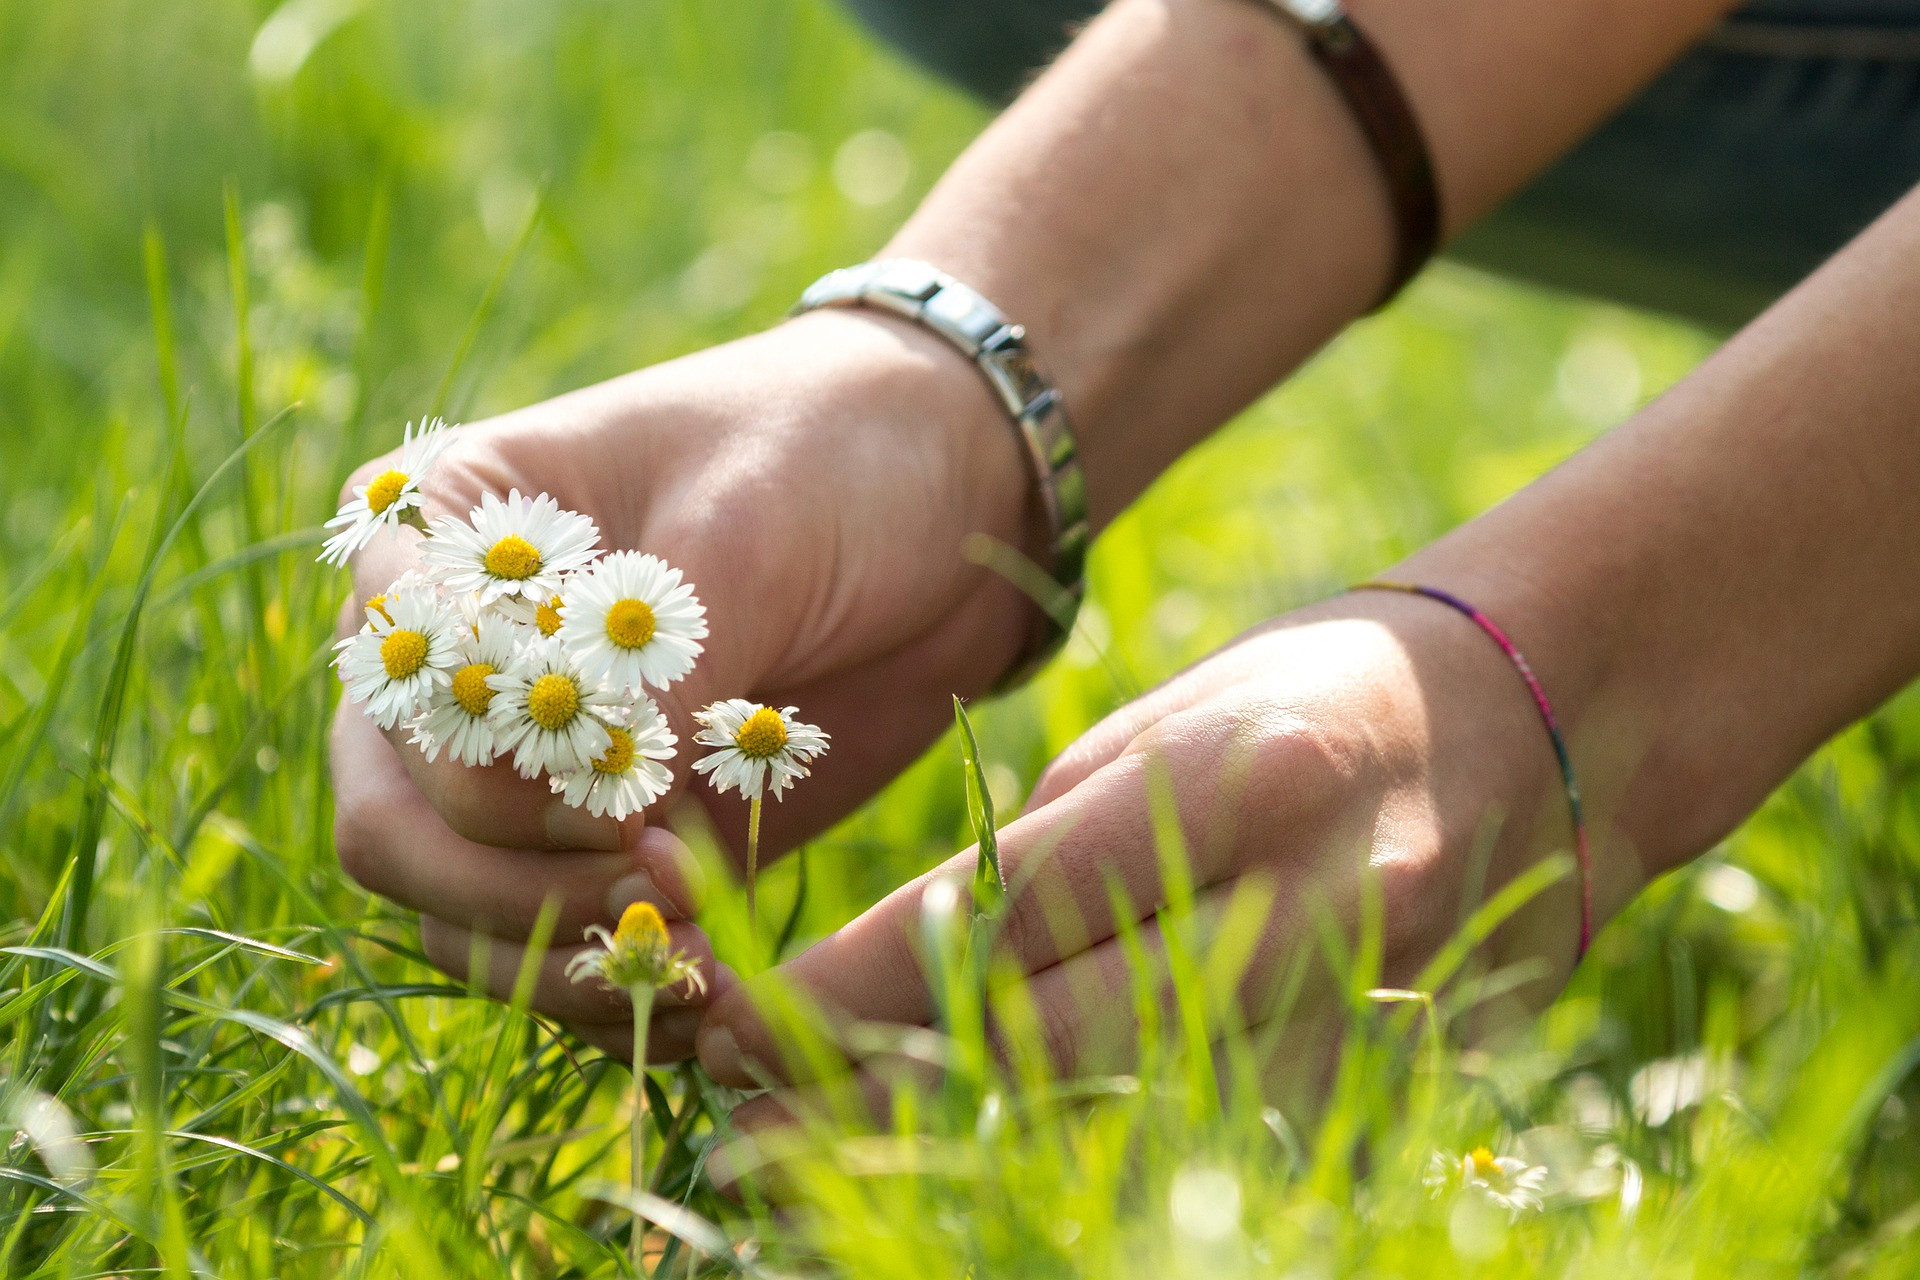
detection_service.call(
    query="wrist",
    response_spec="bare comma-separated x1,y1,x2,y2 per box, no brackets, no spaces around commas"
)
775,307,1043,568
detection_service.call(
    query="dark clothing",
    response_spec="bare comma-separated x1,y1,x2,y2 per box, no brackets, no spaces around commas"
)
839,0,1920,326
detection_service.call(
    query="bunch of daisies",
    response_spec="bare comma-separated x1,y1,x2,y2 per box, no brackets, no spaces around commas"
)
323,419,828,826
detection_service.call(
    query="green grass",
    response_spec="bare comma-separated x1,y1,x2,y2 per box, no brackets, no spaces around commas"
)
7,0,1920,1274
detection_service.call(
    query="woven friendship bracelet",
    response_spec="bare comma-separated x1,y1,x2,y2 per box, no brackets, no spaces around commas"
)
1352,580,1593,960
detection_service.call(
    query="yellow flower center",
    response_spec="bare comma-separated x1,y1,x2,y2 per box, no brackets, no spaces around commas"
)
526,673,580,730
364,469,409,516
483,534,542,581
365,592,393,625
379,628,429,680
605,598,656,650
451,663,497,716
614,901,669,951
1469,1147,1500,1178
535,595,565,637
593,726,635,775
733,707,788,760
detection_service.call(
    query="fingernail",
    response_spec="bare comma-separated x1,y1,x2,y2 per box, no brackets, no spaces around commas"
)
545,801,622,851
705,1138,746,1195
605,870,672,921
698,1025,748,1086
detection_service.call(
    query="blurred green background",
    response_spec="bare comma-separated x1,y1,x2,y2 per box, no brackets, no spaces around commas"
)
9,0,1920,1274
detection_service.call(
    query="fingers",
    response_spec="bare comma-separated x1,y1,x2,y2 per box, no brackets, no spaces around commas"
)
699,700,1354,1088
703,886,1337,1198
332,704,704,939
566,1009,705,1065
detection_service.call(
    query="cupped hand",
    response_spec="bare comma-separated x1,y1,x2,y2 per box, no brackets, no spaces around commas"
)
697,587,1595,1116
328,309,1041,1058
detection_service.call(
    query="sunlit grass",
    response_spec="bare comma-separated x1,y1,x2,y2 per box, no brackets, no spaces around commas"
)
6,0,1920,1275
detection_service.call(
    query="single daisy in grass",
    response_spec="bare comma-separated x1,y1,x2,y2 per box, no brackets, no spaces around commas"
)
566,900,705,1270
423,489,600,616
693,699,829,930
549,694,677,820
557,551,708,693
1425,1146,1548,1218
692,700,829,803
320,418,453,567
486,637,626,779
568,901,705,996
332,582,461,730
409,612,522,767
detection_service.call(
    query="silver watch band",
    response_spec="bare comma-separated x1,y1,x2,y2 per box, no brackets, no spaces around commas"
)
794,259,1088,689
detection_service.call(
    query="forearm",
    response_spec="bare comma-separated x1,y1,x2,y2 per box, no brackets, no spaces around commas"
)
884,0,1736,524
1401,184,1920,894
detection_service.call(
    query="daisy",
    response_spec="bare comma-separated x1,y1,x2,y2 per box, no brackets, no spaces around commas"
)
423,489,600,616
358,570,432,630
332,582,461,730
409,612,522,766
319,418,453,567
1425,1146,1548,1218
693,699,829,932
691,700,829,804
556,551,708,693
532,593,566,638
564,900,705,1271
486,637,625,779
549,694,677,820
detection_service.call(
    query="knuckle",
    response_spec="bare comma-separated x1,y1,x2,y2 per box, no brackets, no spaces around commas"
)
331,791,387,894
418,919,467,978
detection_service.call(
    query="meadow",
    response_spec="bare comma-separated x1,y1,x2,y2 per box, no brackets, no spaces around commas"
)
7,0,1920,1274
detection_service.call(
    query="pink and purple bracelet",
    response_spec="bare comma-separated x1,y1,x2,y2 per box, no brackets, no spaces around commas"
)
1352,580,1593,961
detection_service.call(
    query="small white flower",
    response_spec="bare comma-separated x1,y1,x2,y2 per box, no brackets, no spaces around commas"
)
423,489,600,615
692,700,829,802
549,695,677,820
355,570,433,631
320,419,454,567
556,551,708,693
332,583,461,730
409,612,523,766
567,902,705,995
486,637,626,778
1426,1146,1548,1218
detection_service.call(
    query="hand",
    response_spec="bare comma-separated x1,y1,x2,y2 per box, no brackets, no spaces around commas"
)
329,308,1042,1059
697,588,1600,1113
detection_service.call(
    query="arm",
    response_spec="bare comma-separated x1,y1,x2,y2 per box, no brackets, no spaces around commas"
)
699,184,1920,1105
884,0,1739,519
330,0,1739,1053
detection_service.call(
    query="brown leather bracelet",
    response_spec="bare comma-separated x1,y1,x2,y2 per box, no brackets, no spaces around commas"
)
1255,0,1441,307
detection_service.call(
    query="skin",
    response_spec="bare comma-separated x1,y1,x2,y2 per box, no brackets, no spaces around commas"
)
330,0,1920,1143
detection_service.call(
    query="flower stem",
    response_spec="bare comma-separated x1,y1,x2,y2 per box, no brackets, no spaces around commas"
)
745,793,763,946
628,982,656,1276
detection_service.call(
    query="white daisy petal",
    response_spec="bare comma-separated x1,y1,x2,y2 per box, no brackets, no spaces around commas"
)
549,694,678,820
422,489,601,611
332,582,461,730
409,611,524,766
690,699,829,803
319,419,455,567
556,551,708,694
486,636,625,779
